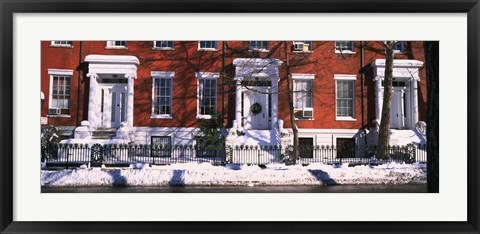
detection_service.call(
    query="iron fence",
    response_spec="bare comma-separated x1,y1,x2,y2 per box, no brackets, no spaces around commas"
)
41,143,427,167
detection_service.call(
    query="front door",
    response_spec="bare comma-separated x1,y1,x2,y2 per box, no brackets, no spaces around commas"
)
243,87,269,130
101,84,127,128
390,88,406,129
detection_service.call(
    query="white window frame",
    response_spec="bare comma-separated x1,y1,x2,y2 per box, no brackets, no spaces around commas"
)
153,41,174,50
198,41,218,51
196,72,219,119
47,69,74,117
292,41,313,53
151,71,174,119
248,41,269,52
106,41,127,49
292,74,315,120
334,74,357,121
50,41,73,47
335,41,355,54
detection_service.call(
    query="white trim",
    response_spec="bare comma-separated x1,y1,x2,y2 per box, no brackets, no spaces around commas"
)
151,71,175,78
335,117,357,121
248,41,270,52
84,54,139,65
334,74,357,80
292,73,315,80
195,72,220,79
47,114,71,118
151,71,174,119
48,69,73,76
371,59,424,68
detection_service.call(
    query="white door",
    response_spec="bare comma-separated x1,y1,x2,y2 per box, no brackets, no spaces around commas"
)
390,89,405,129
101,84,127,128
243,87,269,130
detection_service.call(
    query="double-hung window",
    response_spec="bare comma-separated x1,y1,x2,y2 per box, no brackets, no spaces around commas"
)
335,41,355,53
106,41,127,48
198,41,218,50
293,74,314,119
51,41,72,47
154,41,174,50
196,72,219,118
151,71,174,118
249,41,269,51
335,74,356,120
48,69,73,116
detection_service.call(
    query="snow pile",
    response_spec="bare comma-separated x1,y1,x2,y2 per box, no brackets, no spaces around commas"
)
41,162,426,187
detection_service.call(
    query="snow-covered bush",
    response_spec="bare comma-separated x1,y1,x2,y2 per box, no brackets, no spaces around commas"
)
41,125,61,161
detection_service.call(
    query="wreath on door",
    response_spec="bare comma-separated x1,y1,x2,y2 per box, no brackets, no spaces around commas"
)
250,102,262,116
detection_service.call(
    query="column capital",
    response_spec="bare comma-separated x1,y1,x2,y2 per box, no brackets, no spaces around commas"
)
374,76,384,82
234,76,244,82
86,73,98,79
125,73,136,79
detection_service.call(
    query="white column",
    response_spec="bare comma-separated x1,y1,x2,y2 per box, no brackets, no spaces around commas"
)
235,77,243,129
125,73,135,128
411,79,419,129
375,77,383,121
87,73,99,129
271,76,279,130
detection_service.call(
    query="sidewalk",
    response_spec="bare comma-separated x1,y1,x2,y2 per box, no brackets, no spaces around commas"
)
41,162,426,187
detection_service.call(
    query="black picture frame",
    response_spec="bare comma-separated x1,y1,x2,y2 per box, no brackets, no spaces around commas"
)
1,0,479,233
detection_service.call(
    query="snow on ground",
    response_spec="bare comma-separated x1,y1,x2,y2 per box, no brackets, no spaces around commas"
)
41,162,426,187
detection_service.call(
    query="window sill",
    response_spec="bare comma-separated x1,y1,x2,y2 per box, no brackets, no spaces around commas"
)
47,114,71,118
335,117,357,121
105,46,128,50
197,115,213,120
294,118,314,121
151,115,173,119
152,47,174,51
335,50,356,54
197,48,218,52
292,50,313,54
49,45,73,48
249,49,270,53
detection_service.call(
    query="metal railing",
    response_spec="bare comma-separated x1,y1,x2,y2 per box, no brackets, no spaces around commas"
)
41,143,427,167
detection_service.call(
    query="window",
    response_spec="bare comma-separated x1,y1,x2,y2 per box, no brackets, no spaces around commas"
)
106,41,127,48
151,71,174,118
394,41,406,53
249,41,269,51
336,79,355,119
196,72,219,118
51,41,72,47
150,136,172,157
293,74,314,119
48,69,73,116
336,138,356,158
154,41,174,49
198,41,218,50
292,41,312,52
299,138,314,158
335,41,354,53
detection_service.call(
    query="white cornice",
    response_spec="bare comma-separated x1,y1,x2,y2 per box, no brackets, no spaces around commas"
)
85,54,140,65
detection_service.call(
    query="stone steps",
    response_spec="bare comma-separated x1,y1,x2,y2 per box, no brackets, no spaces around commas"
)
92,129,117,139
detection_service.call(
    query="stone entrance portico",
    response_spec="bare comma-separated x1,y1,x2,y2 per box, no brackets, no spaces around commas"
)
84,55,139,130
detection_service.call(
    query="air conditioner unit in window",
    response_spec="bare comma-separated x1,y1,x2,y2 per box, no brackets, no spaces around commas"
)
302,108,314,118
293,42,304,51
48,108,61,115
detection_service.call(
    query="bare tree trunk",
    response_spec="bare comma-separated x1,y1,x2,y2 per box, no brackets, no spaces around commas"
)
376,41,395,159
425,41,439,193
284,41,299,163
